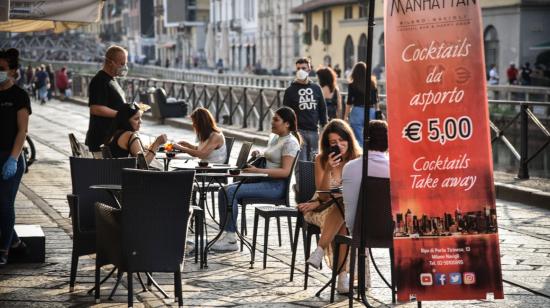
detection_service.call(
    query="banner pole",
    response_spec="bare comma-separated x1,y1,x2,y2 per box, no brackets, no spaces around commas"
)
356,0,376,306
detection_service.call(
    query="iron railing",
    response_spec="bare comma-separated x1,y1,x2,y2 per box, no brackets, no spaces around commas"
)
72,74,550,179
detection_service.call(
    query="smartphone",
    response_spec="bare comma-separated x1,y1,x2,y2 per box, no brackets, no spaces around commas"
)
329,145,341,161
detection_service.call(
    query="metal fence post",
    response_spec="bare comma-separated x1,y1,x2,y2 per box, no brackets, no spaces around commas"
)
242,88,248,129
259,89,264,131
518,103,529,179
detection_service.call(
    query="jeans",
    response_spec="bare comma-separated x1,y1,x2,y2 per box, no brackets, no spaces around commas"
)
349,106,375,147
218,180,285,232
0,152,24,251
38,86,48,101
298,129,319,162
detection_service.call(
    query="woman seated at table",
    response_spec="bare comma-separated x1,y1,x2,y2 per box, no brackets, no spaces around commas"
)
297,119,361,293
212,106,301,251
172,107,226,164
104,103,167,164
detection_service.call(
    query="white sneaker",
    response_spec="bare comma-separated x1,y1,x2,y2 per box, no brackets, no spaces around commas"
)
306,246,324,269
211,232,238,251
337,272,350,294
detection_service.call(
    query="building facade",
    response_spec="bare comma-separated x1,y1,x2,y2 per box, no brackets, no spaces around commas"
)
293,0,550,84
208,0,258,72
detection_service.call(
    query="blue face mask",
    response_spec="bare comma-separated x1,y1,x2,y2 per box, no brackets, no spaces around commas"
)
0,71,8,84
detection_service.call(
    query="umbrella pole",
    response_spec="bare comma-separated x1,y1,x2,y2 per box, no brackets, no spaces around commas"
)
356,0,376,307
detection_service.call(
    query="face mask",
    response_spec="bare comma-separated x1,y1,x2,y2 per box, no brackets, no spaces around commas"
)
296,69,309,81
117,64,129,77
0,71,8,84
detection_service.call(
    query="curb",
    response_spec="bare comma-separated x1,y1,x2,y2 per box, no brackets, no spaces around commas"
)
495,182,550,210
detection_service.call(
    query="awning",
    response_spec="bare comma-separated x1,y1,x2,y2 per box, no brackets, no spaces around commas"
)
530,41,550,51
0,0,103,33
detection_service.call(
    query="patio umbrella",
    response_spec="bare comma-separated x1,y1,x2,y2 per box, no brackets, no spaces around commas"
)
0,0,103,33
204,22,215,67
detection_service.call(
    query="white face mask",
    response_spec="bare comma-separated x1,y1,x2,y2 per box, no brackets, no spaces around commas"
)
296,69,309,81
117,64,129,77
0,71,8,84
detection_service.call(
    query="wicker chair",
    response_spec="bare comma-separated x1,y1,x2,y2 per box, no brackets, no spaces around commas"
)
239,151,300,251
67,157,136,292
94,169,195,307
332,176,395,304
289,161,321,288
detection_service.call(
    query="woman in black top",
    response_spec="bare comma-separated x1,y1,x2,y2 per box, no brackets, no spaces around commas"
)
104,103,167,165
317,67,342,120
0,49,31,266
343,62,379,146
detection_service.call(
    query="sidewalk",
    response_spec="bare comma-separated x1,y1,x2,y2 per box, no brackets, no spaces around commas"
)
1,99,549,307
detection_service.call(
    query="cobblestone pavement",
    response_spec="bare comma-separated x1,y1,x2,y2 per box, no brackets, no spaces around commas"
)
0,99,549,307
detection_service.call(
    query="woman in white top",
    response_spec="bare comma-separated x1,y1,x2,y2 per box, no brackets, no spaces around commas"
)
212,107,301,251
173,107,227,163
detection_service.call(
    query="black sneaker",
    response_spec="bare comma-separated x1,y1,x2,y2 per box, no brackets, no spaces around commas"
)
0,251,7,267
10,241,28,256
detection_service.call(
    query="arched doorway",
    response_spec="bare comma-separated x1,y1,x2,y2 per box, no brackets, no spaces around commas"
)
344,35,354,70
484,26,499,72
358,34,367,62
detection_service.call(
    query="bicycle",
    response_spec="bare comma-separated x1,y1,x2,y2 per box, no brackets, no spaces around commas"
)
22,135,36,173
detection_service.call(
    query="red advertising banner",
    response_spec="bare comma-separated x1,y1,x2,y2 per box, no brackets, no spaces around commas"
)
384,0,504,302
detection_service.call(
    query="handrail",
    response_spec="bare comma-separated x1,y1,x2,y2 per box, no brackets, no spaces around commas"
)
72,74,550,179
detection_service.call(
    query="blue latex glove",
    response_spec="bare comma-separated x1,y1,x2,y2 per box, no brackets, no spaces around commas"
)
2,156,18,180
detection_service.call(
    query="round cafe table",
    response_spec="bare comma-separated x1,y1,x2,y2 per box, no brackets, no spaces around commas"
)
155,152,195,171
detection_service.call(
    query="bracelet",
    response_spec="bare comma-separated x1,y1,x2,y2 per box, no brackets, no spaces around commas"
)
146,148,156,156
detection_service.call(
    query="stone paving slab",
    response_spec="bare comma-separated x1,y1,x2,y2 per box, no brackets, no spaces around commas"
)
1,99,550,307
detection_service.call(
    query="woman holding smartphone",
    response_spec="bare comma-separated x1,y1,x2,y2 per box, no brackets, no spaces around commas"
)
297,119,361,293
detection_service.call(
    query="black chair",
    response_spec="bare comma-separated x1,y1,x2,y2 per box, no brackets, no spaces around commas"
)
94,169,195,307
289,161,321,289
224,136,235,165
332,177,395,304
239,151,300,251
67,157,136,292
154,87,188,118
136,153,148,170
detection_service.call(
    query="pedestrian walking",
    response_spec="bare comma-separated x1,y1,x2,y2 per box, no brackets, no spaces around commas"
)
507,62,518,85
55,67,69,100
520,62,532,85
283,57,327,162
45,64,55,100
85,45,128,158
0,48,31,266
344,62,379,147
317,66,342,120
34,65,49,104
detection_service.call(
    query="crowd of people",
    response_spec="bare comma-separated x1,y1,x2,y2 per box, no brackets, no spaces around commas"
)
489,61,549,86
2,45,388,297
14,63,72,104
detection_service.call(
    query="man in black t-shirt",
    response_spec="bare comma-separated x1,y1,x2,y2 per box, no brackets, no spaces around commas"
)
85,45,129,157
283,57,327,162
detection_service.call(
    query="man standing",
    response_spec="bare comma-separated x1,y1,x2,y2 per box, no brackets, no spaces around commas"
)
34,65,49,105
85,45,128,158
521,62,532,85
507,62,518,85
488,64,499,85
283,57,327,161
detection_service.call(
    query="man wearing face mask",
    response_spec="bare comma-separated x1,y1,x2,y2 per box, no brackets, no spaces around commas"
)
85,45,129,158
283,57,327,162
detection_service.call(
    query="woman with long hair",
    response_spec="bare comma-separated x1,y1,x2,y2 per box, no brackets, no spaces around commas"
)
212,106,302,251
343,62,379,146
0,48,31,266
297,119,362,293
316,66,342,120
173,107,226,163
104,103,167,164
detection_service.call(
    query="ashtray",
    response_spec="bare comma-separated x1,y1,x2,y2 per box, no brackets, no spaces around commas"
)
166,152,176,158
198,161,209,167
229,168,241,175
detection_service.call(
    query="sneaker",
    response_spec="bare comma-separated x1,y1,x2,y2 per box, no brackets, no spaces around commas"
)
337,272,350,294
211,232,238,252
0,251,7,267
306,246,324,269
